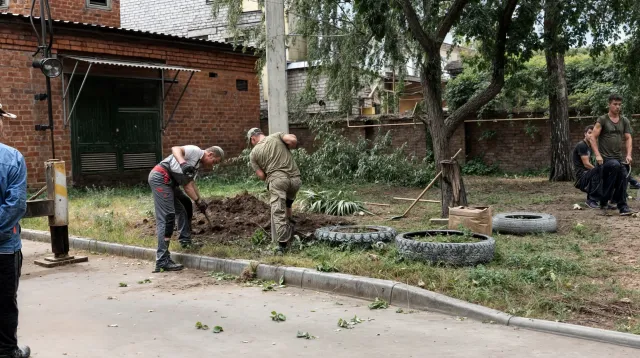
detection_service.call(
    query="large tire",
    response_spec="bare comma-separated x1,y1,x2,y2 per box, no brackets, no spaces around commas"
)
314,225,397,245
395,230,495,266
492,212,557,235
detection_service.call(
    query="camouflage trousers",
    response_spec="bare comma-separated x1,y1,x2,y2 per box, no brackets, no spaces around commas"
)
269,176,302,244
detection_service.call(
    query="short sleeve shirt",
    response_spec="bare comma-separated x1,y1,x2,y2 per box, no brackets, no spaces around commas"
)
250,133,301,183
159,145,204,185
572,140,591,180
596,115,631,161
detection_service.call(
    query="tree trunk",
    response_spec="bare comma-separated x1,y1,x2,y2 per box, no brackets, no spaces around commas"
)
544,0,574,182
441,160,468,217
420,56,467,218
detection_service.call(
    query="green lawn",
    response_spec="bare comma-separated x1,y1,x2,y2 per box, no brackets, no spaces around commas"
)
21,176,640,333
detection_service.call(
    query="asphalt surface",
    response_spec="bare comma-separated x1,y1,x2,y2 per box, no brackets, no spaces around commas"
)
15,240,639,357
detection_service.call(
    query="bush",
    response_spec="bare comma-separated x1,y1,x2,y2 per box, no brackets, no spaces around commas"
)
221,117,436,187
462,157,501,176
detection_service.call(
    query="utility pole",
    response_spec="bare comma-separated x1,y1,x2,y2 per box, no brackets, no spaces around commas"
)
265,0,288,134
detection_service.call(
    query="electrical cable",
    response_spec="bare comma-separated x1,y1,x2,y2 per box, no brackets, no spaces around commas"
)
29,0,42,56
45,0,54,54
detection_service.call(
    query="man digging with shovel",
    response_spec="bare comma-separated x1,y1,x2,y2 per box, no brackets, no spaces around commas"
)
247,128,302,255
148,145,224,272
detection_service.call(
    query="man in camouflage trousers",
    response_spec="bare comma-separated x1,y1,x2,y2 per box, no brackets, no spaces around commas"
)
247,128,301,254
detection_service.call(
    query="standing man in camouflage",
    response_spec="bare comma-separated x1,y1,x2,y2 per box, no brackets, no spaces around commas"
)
590,94,636,216
0,104,30,358
247,128,302,254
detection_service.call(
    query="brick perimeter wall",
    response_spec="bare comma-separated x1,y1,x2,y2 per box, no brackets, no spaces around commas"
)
9,0,121,28
0,23,259,187
259,118,465,163
464,116,640,172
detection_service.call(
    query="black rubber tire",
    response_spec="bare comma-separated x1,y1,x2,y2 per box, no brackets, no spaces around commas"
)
492,212,557,235
314,225,397,245
395,230,495,266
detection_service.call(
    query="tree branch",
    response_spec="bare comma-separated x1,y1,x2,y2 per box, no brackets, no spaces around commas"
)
397,0,434,52
443,0,519,139
436,0,469,44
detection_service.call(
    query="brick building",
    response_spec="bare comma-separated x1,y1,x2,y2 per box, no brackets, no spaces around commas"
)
0,2,259,187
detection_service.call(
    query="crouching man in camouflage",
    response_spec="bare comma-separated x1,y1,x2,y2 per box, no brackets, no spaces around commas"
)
247,128,302,254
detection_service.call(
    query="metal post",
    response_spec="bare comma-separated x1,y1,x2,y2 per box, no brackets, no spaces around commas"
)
33,160,87,268
46,160,68,257
265,0,289,134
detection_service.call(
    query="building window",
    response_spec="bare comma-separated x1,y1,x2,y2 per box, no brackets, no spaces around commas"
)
0,0,8,9
86,0,111,10
236,80,248,91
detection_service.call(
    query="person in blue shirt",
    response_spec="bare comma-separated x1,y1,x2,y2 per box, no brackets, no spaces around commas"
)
0,104,30,358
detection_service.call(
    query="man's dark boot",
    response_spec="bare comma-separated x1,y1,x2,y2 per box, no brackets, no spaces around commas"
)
619,205,637,216
153,261,184,273
6,346,30,358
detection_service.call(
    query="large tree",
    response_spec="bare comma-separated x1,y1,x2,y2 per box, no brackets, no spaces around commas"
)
212,0,539,216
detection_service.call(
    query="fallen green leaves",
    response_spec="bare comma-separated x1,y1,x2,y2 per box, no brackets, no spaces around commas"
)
119,282,128,287
210,272,237,281
137,278,152,284
261,276,287,291
271,311,287,322
195,322,209,330
368,297,389,310
337,315,364,329
213,326,224,333
296,331,316,339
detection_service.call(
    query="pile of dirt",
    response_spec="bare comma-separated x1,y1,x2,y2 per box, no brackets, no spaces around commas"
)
137,192,354,242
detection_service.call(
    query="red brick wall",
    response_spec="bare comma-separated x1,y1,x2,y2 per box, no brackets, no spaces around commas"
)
463,116,637,172
259,118,465,163
9,0,121,28
0,23,259,186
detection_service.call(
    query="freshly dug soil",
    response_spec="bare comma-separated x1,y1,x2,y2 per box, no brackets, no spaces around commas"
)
136,192,354,242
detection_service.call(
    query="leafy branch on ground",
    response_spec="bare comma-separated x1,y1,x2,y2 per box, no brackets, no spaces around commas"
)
119,282,128,287
368,298,389,310
195,322,209,330
297,331,316,339
271,311,286,322
337,315,364,329
209,272,237,281
213,326,223,333
137,278,152,284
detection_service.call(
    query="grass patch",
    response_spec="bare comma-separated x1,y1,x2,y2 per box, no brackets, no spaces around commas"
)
19,176,640,332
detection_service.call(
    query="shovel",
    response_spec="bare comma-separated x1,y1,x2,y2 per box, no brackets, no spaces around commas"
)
389,148,462,221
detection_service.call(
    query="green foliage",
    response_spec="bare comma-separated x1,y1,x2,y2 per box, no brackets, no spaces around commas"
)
221,115,435,187
298,189,369,216
293,117,435,187
250,229,269,246
462,157,501,176
446,50,640,116
195,322,209,330
368,297,389,310
270,311,286,322
315,261,339,273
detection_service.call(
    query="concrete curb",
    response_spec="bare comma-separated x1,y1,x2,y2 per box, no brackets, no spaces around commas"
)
22,229,640,349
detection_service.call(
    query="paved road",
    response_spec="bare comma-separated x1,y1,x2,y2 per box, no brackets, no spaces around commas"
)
16,240,638,357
